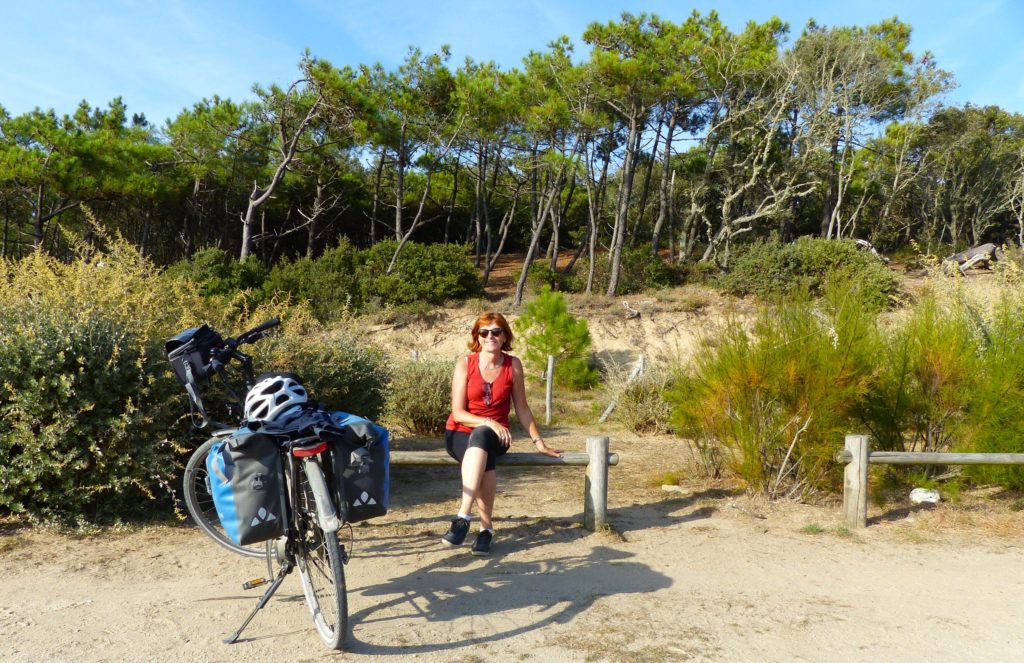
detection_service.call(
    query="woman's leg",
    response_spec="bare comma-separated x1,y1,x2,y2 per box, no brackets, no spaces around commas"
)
475,469,497,530
458,446,488,516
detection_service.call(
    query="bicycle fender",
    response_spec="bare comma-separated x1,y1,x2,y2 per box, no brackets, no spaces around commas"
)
302,458,341,534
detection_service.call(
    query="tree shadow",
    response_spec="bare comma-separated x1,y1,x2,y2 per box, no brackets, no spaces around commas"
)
339,522,671,656
868,502,939,524
603,487,741,535
358,485,739,564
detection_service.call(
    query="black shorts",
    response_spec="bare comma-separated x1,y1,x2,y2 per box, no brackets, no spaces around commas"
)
445,426,508,472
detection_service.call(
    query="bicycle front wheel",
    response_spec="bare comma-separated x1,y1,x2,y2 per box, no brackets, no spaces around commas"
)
294,460,348,649
182,436,266,559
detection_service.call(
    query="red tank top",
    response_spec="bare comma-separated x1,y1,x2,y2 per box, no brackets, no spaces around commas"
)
445,353,513,433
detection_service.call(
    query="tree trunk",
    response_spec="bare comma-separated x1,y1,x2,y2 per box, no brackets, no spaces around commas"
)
34,184,45,249
369,149,386,245
651,111,677,255
482,182,522,286
139,206,151,257
515,156,567,307
443,155,459,244
394,123,407,241
607,114,640,297
514,186,559,307
820,135,840,238
2,200,9,259
629,110,664,248
306,179,324,258
473,144,485,266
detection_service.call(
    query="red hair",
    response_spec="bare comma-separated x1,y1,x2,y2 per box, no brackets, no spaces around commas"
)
468,312,514,352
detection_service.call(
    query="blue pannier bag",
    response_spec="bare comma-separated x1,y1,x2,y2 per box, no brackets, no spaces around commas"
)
206,431,287,545
326,411,390,523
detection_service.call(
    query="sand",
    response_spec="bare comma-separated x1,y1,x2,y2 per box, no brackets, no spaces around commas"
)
3,428,1023,662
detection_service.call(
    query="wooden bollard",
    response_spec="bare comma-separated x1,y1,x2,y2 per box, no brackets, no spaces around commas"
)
545,355,555,425
843,434,869,528
584,436,609,531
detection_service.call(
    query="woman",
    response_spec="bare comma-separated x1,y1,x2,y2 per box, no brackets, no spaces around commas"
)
442,312,562,556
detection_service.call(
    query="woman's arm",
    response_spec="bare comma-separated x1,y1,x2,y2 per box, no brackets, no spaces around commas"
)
510,357,562,457
450,356,512,445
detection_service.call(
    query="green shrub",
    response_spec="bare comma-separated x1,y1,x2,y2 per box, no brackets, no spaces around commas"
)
604,364,673,434
357,240,481,307
526,261,575,293
667,284,881,497
569,247,678,294
955,290,1024,488
263,240,361,318
383,359,452,436
249,307,391,421
715,237,899,310
0,246,195,525
163,247,266,297
516,286,599,390
860,294,978,455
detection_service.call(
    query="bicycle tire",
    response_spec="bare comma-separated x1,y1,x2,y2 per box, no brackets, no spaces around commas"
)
182,436,266,559
294,460,348,650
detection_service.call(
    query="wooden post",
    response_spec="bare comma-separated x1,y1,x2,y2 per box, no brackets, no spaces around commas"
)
843,434,869,529
545,355,555,425
584,436,609,531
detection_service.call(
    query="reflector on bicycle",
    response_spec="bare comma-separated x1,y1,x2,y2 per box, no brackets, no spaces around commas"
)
292,441,328,457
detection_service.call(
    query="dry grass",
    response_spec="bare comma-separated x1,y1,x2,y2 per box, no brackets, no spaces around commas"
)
869,486,1024,542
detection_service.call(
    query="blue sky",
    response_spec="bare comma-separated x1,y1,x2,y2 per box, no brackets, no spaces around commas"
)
2,0,1021,126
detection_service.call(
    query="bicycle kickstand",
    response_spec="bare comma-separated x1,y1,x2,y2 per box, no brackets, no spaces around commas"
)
223,562,292,645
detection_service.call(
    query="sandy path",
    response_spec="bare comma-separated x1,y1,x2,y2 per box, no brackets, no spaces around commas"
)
3,433,1023,662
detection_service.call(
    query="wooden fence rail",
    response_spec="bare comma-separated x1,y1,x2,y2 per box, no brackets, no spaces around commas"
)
390,436,618,531
836,434,1024,528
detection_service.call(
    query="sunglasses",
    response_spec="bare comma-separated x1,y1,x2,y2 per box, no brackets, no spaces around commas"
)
478,327,504,338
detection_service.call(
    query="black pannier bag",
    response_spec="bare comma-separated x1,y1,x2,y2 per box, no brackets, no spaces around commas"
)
206,431,287,545
325,411,390,523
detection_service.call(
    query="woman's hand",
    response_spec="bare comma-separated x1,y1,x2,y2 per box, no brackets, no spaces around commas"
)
534,439,563,458
485,418,513,448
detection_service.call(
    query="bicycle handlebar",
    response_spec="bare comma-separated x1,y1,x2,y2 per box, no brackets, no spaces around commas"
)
206,317,281,405
235,317,281,346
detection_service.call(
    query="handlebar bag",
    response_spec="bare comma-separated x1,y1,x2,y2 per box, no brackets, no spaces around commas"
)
165,324,224,386
206,431,287,545
325,411,390,523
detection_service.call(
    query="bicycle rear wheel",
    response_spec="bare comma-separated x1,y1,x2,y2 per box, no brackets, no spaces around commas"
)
182,436,266,559
294,461,348,650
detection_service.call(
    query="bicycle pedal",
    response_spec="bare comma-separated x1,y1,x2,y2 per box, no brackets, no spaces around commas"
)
242,577,269,590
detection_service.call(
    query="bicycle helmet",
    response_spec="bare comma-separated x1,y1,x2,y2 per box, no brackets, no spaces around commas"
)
244,372,308,423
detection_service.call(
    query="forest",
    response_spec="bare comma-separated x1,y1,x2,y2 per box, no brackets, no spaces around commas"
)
2,11,1023,305
6,10,1024,528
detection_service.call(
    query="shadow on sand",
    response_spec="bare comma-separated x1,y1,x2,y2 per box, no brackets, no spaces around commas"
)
334,488,737,656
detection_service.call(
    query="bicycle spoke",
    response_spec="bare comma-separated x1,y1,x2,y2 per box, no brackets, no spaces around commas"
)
293,460,348,649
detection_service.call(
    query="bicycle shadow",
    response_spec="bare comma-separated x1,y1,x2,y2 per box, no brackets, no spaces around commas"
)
341,523,671,656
